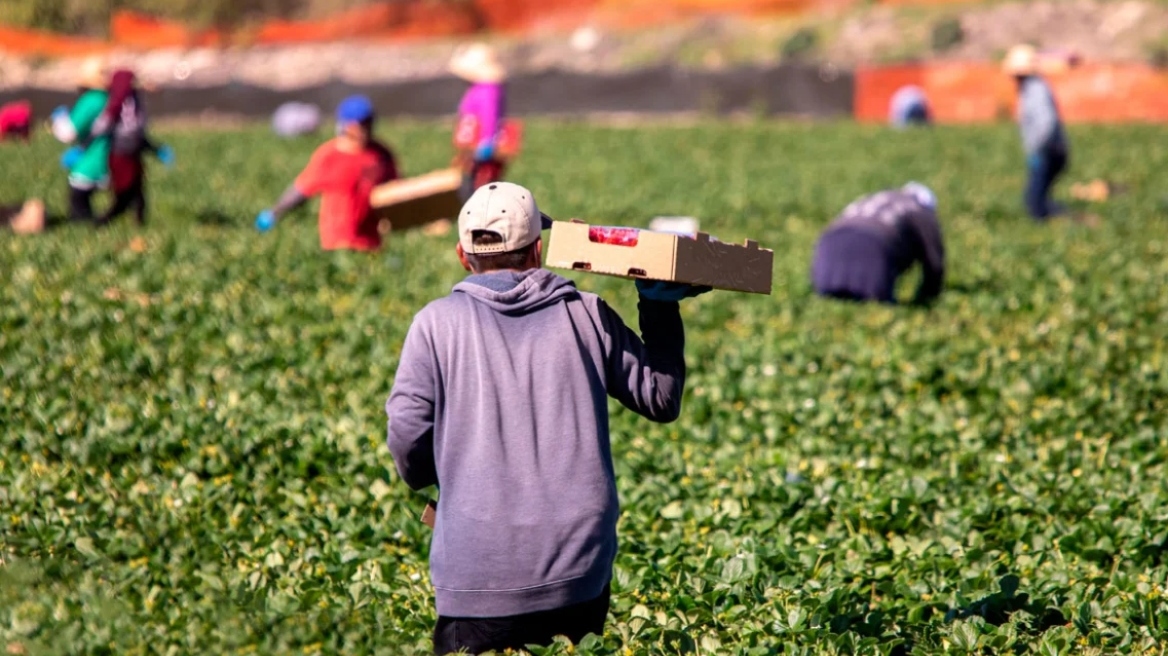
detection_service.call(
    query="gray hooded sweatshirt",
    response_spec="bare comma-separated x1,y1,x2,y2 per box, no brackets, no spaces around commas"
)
385,268,685,618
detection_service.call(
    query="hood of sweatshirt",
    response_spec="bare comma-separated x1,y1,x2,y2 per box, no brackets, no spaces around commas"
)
453,268,578,315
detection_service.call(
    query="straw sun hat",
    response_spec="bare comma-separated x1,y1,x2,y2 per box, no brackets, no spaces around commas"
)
1002,44,1039,76
77,56,109,89
449,43,507,84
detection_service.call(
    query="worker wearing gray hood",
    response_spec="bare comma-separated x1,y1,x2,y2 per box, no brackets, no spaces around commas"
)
386,182,706,655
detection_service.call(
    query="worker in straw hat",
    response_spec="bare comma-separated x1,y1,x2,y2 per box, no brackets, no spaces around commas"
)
1003,44,1069,221
450,43,511,201
50,55,112,223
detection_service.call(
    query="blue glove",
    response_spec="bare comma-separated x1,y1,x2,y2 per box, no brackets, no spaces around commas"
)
635,280,712,302
60,146,83,171
1027,153,1043,172
474,141,496,161
255,210,276,232
156,144,175,167
50,106,70,123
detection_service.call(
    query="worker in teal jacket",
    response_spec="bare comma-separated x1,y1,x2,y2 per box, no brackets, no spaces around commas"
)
1004,45,1069,221
51,57,111,223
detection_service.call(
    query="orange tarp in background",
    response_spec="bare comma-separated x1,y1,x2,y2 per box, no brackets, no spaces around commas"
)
0,0,994,56
854,64,925,122
386,1,483,38
855,64,1009,123
255,3,399,43
254,2,479,43
0,25,109,57
856,63,1168,123
1053,64,1168,122
923,63,1011,123
611,0,851,15
878,0,968,6
475,0,600,32
110,12,222,49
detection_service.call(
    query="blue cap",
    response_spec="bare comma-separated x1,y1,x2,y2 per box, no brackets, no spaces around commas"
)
336,95,375,124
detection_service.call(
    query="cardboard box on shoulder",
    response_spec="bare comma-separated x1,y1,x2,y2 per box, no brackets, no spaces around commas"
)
369,168,462,231
545,221,774,295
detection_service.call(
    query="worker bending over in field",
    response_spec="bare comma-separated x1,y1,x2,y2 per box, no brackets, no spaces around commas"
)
256,95,398,250
811,182,945,305
1004,44,1069,221
386,182,707,655
83,68,174,226
889,85,931,128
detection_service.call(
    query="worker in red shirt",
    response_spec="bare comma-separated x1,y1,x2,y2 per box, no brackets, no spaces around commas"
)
256,95,398,250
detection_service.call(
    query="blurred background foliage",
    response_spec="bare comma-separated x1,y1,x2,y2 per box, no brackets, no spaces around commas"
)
0,0,466,34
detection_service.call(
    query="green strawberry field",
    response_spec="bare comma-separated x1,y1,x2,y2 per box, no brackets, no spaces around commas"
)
2,120,1167,655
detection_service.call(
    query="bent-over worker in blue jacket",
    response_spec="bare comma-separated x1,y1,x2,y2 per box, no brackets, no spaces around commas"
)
385,181,708,655
811,182,945,305
1004,44,1069,220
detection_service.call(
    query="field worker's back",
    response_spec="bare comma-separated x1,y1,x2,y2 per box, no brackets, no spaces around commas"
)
1017,76,1067,157
812,186,945,305
386,245,686,617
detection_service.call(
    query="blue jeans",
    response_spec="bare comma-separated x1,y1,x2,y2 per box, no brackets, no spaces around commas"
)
1025,149,1068,220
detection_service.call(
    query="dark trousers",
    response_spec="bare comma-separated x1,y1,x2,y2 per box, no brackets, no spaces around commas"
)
104,153,147,226
433,586,610,656
69,185,96,223
102,180,146,226
1025,149,1068,220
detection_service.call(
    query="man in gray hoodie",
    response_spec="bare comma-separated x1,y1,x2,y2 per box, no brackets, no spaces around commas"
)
385,182,707,655
1004,44,1069,221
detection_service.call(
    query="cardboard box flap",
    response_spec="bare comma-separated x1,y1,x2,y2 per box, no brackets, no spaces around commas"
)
673,232,773,294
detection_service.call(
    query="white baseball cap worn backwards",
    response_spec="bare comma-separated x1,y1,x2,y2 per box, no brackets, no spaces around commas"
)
459,182,554,254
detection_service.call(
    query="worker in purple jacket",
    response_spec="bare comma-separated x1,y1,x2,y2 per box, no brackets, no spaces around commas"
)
450,43,508,201
811,182,945,305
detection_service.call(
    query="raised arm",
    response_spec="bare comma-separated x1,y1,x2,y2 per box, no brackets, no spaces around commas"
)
598,289,691,423
256,147,326,231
